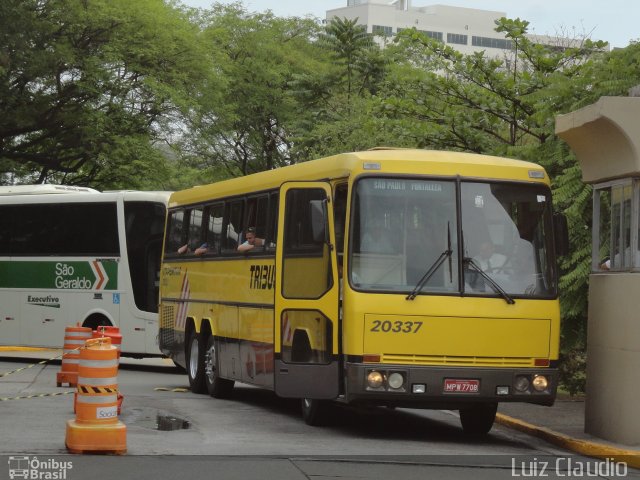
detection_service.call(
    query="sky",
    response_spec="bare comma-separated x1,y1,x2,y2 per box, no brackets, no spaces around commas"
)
179,0,638,49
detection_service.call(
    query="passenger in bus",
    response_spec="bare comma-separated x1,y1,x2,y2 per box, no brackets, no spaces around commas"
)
194,243,209,255
237,227,265,252
178,242,209,255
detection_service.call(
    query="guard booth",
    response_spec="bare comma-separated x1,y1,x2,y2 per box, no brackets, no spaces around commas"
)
556,90,640,446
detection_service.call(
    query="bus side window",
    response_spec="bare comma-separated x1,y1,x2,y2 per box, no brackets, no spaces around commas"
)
205,204,224,255
165,209,186,255
266,192,279,251
242,195,269,253
223,200,243,252
334,184,348,255
0,206,12,255
187,208,204,253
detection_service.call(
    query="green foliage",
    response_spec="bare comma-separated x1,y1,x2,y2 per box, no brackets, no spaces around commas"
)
558,340,587,396
180,4,323,176
0,0,209,187
289,16,392,160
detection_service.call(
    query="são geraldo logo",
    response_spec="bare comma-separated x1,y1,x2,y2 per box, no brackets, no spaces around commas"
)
8,456,73,479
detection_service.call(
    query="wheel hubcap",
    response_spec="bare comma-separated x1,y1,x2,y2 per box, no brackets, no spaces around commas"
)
189,337,199,379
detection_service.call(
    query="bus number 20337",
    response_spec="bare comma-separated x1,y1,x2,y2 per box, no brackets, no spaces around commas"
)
370,320,423,333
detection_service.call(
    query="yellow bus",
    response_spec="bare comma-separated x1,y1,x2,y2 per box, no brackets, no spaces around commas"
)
159,148,568,434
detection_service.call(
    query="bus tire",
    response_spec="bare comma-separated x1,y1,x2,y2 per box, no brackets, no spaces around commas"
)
459,402,497,434
187,329,207,394
301,398,330,426
204,334,234,399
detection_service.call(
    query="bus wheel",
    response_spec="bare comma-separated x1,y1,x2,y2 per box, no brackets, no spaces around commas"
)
187,330,207,394
301,398,330,426
204,334,234,399
459,402,497,434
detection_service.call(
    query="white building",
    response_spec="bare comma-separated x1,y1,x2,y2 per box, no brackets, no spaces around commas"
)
326,1,579,57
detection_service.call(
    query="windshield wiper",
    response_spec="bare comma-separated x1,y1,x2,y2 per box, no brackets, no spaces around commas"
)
464,257,515,305
406,222,453,301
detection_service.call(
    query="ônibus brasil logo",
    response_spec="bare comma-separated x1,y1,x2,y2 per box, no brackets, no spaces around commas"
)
8,456,73,480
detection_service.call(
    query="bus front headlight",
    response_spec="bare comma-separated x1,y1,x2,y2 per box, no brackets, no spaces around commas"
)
532,375,549,392
367,370,385,389
514,375,530,393
387,372,404,390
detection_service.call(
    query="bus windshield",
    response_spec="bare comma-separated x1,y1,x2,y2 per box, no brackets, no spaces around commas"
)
351,177,556,298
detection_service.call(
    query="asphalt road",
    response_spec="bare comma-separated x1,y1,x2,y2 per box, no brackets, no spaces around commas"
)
1,355,637,480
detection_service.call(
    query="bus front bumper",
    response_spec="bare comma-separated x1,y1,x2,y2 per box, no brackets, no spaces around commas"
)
344,363,558,408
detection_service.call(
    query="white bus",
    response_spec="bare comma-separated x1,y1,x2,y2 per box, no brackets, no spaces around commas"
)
0,186,170,357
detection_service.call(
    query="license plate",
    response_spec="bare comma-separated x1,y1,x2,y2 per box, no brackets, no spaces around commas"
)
443,379,480,393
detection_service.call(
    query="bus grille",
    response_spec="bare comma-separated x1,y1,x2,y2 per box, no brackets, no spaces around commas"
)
381,354,534,368
160,305,175,347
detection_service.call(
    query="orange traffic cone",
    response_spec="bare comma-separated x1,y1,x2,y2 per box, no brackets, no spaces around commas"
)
65,337,126,454
57,326,92,387
93,326,122,358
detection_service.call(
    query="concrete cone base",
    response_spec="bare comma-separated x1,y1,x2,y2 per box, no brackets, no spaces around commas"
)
65,419,127,455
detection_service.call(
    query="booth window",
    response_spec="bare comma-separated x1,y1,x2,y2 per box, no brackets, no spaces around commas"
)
593,179,640,271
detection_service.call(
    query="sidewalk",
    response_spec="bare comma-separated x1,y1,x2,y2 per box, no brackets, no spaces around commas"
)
497,394,640,468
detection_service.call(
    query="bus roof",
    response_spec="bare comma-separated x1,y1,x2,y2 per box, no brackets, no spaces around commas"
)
0,184,100,195
169,148,549,207
0,189,171,205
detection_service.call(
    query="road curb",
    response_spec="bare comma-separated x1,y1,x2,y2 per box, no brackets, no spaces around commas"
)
495,413,640,469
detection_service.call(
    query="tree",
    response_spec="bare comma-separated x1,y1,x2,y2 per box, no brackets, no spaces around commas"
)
383,19,606,156
0,0,210,187
180,3,323,177
289,17,393,160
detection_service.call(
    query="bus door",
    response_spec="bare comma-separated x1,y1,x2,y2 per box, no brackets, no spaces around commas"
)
274,182,340,399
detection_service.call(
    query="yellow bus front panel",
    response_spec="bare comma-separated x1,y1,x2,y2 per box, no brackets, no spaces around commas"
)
341,291,560,406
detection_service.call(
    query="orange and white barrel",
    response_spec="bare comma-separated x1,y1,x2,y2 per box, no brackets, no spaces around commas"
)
57,326,92,387
65,337,126,454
